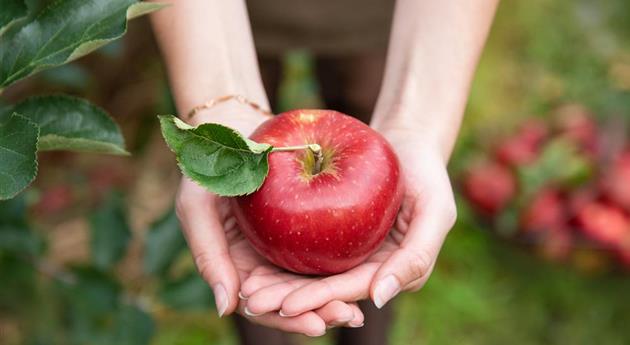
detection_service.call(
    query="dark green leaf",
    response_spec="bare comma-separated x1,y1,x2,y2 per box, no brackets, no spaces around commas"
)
0,113,39,200
0,195,27,226
89,193,131,270
158,115,272,196
56,266,121,344
6,95,128,154
0,0,166,89
0,0,27,34
159,272,214,311
59,266,121,316
108,304,155,345
0,254,37,311
0,225,43,256
143,208,186,276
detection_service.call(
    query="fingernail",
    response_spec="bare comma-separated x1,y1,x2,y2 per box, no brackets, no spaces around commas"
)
244,307,262,317
306,328,326,337
349,322,365,328
213,284,228,317
278,310,298,318
373,275,400,309
238,291,248,300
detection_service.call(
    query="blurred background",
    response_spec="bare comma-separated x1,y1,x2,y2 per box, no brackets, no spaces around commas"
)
2,0,630,344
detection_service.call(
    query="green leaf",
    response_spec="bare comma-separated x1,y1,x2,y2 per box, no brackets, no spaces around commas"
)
159,272,214,311
143,208,186,276
6,95,128,154
108,304,155,345
158,115,272,196
59,266,121,317
0,0,167,89
89,192,131,270
0,195,27,226
0,225,44,256
0,113,39,200
517,138,593,200
0,0,27,34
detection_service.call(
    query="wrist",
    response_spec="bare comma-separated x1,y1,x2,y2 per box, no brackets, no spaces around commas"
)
183,100,271,137
374,111,459,165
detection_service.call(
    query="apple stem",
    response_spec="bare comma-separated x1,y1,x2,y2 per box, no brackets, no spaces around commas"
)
272,144,324,174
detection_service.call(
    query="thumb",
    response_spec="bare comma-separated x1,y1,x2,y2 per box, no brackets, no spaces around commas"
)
176,181,241,317
370,198,456,309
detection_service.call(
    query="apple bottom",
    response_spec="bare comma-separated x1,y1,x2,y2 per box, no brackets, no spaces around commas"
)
230,197,400,275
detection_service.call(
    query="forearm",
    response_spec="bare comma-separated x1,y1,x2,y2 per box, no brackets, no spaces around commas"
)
149,0,268,125
372,0,499,160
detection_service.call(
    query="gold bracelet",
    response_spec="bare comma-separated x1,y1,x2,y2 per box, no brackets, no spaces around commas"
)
186,94,274,120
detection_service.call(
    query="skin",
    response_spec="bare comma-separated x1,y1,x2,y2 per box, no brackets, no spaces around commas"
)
150,0,498,336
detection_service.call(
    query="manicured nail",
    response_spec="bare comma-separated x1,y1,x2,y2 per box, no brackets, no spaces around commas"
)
244,307,262,317
278,310,298,317
238,291,248,300
213,283,228,317
373,275,400,309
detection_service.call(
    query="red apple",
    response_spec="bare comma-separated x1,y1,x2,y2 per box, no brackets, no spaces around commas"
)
463,161,516,216
602,150,630,211
575,201,630,248
539,227,573,262
554,104,599,155
230,110,404,275
34,184,74,216
495,119,548,166
520,188,566,233
617,247,630,269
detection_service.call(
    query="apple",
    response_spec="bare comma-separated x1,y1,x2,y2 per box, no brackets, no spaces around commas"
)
538,227,573,262
554,104,599,155
34,184,74,216
602,150,630,211
230,110,404,275
463,161,516,216
520,188,566,233
575,201,630,248
495,119,548,166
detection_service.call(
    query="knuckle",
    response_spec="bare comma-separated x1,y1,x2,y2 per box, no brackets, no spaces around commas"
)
443,198,458,229
193,251,219,283
405,249,433,281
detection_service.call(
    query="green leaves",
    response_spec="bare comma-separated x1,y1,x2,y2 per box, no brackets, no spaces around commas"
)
90,193,131,270
143,208,186,276
0,113,39,200
0,0,164,200
0,96,128,200
517,138,593,200
159,115,273,196
0,0,166,89
10,95,128,154
0,0,27,34
159,272,214,311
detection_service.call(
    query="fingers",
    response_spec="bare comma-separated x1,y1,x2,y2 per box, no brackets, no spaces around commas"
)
278,262,380,317
370,194,456,309
315,301,364,328
237,301,326,337
176,178,240,317
240,271,305,298
244,278,313,315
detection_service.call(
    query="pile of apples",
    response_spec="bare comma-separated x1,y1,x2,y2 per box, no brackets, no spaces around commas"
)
461,104,630,271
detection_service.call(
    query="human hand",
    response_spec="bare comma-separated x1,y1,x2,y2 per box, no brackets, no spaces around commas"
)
175,103,365,336
239,126,457,317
